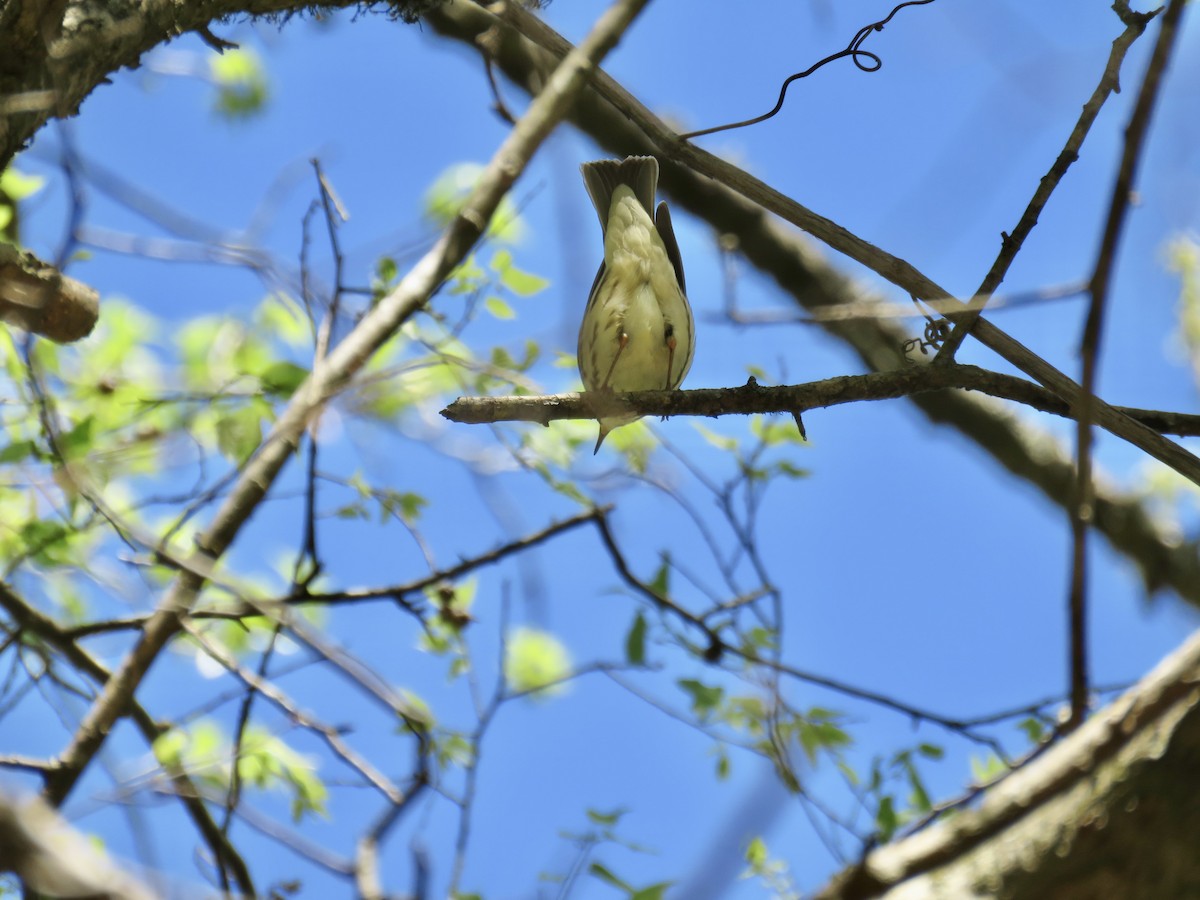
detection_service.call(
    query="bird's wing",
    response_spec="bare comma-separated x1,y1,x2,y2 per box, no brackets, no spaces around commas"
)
654,201,686,295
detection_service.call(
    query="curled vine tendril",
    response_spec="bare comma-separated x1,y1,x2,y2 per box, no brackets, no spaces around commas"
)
902,294,952,359
679,0,937,141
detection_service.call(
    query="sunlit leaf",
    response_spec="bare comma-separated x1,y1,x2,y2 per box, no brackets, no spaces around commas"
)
744,836,768,868
210,48,269,118
485,296,516,320
505,627,571,698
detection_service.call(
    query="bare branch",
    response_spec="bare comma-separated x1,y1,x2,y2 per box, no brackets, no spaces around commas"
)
934,4,1161,360
442,365,1200,437
1067,0,1189,731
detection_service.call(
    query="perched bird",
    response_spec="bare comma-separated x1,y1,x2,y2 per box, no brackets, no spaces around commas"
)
577,156,694,453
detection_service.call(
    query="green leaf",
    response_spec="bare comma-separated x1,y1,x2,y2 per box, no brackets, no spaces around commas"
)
491,250,549,297
505,628,572,698
649,555,670,598
255,293,311,348
0,439,40,463
693,423,738,451
0,167,46,202
678,678,724,718
397,491,427,523
586,807,627,827
209,48,269,118
423,164,526,243
917,742,945,760
376,255,398,287
485,296,516,320
152,729,188,769
774,460,810,480
625,611,647,666
259,361,309,397
744,836,768,868
58,417,95,461
630,884,672,900
334,502,369,520
216,403,264,464
876,795,899,841
797,717,852,763
715,748,730,780
1017,717,1046,745
588,862,631,892
970,753,1008,783
749,414,805,446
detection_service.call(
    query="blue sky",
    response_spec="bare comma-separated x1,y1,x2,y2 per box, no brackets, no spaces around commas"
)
7,1,1200,897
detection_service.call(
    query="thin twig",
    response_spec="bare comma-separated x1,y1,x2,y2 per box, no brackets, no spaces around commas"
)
934,4,1160,361
1066,0,1188,731
679,0,937,140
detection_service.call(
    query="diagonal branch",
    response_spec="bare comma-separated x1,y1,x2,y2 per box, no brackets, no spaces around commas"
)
40,0,657,808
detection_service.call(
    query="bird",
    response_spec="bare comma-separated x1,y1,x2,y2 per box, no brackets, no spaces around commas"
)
577,155,694,453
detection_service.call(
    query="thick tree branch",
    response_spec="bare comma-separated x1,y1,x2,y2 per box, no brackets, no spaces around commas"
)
0,0,361,168
40,0,653,809
815,628,1200,900
0,788,155,900
442,365,1200,437
0,244,97,342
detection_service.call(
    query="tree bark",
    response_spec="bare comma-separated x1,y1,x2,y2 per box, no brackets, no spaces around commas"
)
816,629,1200,900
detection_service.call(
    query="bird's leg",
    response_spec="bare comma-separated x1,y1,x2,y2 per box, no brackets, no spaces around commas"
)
663,323,676,390
601,329,629,390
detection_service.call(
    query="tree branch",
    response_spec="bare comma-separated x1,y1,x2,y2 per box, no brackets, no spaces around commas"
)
442,365,1200,436
815,628,1200,899
0,244,97,342
1067,0,1190,730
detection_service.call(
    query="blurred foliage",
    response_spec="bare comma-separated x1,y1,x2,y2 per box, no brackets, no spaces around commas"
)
741,837,800,900
153,720,327,822
209,48,269,118
505,626,572,697
0,164,44,244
